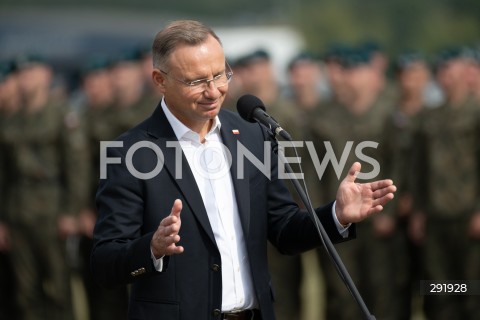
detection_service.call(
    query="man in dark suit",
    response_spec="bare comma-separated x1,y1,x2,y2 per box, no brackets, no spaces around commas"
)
91,20,396,320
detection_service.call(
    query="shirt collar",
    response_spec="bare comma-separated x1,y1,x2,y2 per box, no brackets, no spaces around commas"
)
161,98,221,143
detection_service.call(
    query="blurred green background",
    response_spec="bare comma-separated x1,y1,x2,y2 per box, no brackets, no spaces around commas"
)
1,0,479,59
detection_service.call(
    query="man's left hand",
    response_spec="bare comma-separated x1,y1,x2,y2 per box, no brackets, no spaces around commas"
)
335,162,396,226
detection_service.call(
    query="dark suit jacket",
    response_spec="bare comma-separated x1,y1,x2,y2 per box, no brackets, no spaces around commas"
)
91,104,355,320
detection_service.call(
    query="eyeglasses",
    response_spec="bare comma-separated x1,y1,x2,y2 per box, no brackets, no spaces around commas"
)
160,62,233,93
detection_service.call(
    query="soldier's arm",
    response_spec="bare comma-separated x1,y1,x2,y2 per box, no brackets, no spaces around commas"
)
58,107,91,238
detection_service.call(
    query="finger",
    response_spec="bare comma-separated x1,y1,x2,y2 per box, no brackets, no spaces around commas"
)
170,245,184,254
372,192,395,208
344,162,361,183
170,199,182,218
165,237,184,255
164,234,181,246
159,199,183,227
372,185,397,199
367,205,385,216
164,223,181,236
369,179,395,191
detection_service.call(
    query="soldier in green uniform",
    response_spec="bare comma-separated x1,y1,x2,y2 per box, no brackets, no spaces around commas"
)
0,59,21,320
283,51,331,320
110,47,157,137
231,48,306,320
285,52,331,206
140,45,163,103
78,55,129,320
412,47,480,320
309,47,395,320
380,52,432,319
4,54,89,320
467,47,480,104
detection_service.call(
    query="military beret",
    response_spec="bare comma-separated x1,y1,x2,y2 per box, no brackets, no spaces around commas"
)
340,47,372,69
394,51,426,71
80,54,113,76
434,46,473,68
323,43,350,63
0,60,17,83
287,51,318,70
234,49,270,67
14,53,47,69
112,47,144,65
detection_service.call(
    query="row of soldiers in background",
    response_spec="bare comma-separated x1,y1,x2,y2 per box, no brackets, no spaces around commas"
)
225,43,480,320
0,40,479,320
0,47,160,320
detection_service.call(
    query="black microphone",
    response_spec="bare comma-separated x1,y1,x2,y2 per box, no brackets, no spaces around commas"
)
236,94,292,141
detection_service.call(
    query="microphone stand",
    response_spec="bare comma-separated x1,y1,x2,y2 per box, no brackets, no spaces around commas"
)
271,133,376,320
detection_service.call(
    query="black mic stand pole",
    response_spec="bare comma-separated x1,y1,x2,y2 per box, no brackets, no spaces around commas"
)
272,134,376,320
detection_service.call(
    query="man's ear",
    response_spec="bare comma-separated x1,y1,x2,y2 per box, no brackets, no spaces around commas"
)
152,69,167,93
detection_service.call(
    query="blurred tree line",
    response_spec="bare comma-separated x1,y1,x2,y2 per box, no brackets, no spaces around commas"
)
2,0,479,58
291,0,480,58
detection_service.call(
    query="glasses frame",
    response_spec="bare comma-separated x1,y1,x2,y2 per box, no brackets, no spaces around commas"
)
160,62,233,92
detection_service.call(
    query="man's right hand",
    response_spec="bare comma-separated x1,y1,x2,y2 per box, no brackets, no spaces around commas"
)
151,199,184,258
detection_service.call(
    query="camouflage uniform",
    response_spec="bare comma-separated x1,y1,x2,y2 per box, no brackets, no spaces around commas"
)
5,98,89,320
379,52,433,320
379,108,424,320
413,98,480,320
81,104,130,320
309,87,394,319
74,53,132,319
110,94,157,139
264,97,305,320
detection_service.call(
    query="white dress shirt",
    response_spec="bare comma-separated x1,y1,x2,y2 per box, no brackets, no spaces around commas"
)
159,100,257,311
151,99,350,311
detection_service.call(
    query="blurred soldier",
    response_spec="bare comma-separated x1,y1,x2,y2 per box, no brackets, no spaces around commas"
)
286,52,325,114
222,57,245,110
233,48,304,320
466,47,480,103
380,52,432,319
0,59,21,320
233,49,280,107
412,47,480,320
77,55,129,320
110,47,156,137
323,44,351,106
139,45,163,101
283,52,329,320
284,52,328,206
4,54,89,320
309,47,394,320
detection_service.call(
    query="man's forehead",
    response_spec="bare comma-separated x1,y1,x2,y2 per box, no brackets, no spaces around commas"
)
166,41,225,70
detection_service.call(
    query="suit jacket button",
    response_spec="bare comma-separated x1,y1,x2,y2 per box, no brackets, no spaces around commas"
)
212,309,221,318
211,264,221,272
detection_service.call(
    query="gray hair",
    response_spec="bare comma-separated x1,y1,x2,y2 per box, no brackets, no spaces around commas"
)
152,20,222,69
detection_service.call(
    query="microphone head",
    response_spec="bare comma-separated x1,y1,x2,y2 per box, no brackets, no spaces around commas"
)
236,94,266,123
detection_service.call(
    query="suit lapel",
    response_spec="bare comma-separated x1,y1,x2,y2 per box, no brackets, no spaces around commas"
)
219,114,251,238
147,105,217,247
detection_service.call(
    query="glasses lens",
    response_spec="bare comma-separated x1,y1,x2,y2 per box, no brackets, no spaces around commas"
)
214,73,231,88
188,63,233,93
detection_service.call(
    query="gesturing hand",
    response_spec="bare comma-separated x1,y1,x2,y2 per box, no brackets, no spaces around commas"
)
335,162,396,226
151,199,184,258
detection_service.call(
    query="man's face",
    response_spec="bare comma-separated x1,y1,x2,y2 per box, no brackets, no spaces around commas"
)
436,59,469,92
289,61,321,93
83,70,114,107
17,64,51,96
153,35,228,131
398,62,429,94
111,62,143,93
